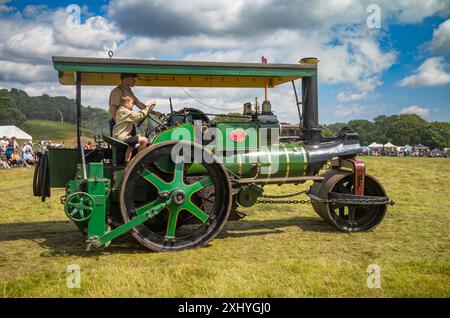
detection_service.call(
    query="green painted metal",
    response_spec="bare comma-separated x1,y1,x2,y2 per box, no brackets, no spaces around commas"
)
64,192,95,222
95,197,172,247
152,123,195,174
220,144,307,178
88,162,104,178
152,123,195,144
150,123,308,179
63,162,110,239
54,63,316,77
48,148,78,187
85,179,109,238
52,57,316,87
216,122,258,151
52,57,316,78
180,144,308,179
139,157,212,238
237,184,263,207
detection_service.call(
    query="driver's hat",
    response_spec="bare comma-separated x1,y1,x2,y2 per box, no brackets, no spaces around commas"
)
120,73,138,80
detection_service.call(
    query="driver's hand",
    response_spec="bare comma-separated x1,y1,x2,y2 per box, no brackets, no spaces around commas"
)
147,100,156,110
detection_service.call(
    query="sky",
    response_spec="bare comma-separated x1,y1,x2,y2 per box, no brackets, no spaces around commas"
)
0,0,449,124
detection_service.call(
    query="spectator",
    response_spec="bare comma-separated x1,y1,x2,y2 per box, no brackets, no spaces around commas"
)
10,150,29,167
0,157,10,169
22,141,33,153
83,141,93,150
5,139,14,164
22,149,35,165
11,136,19,151
0,136,8,155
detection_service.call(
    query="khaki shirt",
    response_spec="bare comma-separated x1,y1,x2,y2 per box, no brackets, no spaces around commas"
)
113,105,151,141
109,85,146,120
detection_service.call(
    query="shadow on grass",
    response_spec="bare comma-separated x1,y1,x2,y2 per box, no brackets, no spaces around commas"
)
222,215,335,238
0,215,335,255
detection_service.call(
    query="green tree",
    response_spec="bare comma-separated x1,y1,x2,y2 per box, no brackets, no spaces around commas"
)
0,90,27,128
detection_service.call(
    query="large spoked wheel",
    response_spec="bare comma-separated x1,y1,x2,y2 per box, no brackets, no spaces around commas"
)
120,141,232,251
311,169,387,232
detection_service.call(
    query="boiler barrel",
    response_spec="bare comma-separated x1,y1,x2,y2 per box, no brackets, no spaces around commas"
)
219,143,308,179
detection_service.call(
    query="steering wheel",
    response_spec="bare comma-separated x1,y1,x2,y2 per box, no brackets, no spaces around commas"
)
136,110,151,127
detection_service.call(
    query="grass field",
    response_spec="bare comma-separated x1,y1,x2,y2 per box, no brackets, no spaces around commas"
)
0,157,449,297
25,120,93,146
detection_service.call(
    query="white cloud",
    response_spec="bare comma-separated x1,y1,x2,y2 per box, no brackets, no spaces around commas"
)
181,28,396,98
0,0,447,123
51,10,124,51
430,19,450,52
400,105,430,117
333,104,369,119
398,57,450,87
106,0,450,37
381,0,450,24
337,90,370,102
0,60,54,83
0,5,124,83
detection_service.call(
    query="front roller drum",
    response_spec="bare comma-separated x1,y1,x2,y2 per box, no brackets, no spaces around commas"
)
310,169,387,232
120,141,232,252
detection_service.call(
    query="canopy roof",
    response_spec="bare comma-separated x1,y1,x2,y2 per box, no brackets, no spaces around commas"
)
384,142,397,148
368,142,383,148
0,125,32,141
52,56,317,88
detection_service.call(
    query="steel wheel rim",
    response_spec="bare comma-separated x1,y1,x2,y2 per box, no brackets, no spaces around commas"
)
328,176,385,231
311,170,387,232
120,141,231,251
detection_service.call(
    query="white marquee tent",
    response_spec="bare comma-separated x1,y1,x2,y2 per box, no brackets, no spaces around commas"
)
368,142,383,149
383,142,397,148
0,125,32,142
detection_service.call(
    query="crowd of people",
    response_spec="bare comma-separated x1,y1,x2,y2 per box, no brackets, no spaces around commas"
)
362,147,449,158
0,136,36,169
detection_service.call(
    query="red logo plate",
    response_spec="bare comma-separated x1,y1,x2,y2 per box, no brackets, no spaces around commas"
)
230,130,246,143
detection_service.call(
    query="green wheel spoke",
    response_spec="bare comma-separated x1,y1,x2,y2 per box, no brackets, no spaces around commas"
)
172,157,185,184
69,208,78,216
184,201,209,223
135,199,161,216
78,209,85,219
166,207,180,238
188,176,213,194
141,168,168,191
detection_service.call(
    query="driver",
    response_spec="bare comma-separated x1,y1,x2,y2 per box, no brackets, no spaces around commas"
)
113,96,155,164
108,73,158,136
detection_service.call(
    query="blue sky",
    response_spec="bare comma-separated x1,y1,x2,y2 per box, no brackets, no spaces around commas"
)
0,0,449,124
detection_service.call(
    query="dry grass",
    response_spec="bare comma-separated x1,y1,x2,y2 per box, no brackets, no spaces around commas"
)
25,120,94,146
0,157,449,297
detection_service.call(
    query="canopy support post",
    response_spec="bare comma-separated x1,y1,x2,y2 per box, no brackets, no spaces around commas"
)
76,72,81,153
291,80,303,137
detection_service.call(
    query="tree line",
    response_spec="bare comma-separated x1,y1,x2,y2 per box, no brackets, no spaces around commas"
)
0,88,109,136
214,111,450,148
322,115,450,148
